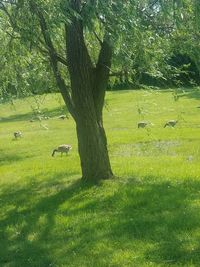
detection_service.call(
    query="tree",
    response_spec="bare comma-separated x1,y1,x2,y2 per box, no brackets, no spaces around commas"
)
109,0,200,88
0,16,57,100
0,0,199,181
0,0,116,181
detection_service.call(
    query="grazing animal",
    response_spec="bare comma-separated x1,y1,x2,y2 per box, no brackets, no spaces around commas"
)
164,120,178,128
40,124,49,130
138,121,148,128
58,115,67,120
52,144,72,157
187,155,193,162
14,131,22,139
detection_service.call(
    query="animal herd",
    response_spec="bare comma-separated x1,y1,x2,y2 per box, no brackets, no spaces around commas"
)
12,114,72,157
13,130,72,157
12,119,178,157
138,120,178,128
29,114,68,122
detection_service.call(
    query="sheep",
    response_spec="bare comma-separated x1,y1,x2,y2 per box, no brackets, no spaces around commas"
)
164,120,178,128
14,131,22,139
138,121,148,128
52,144,72,157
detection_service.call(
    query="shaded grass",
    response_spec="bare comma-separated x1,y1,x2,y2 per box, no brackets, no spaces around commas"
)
0,106,69,123
1,176,200,267
177,87,200,101
0,89,200,266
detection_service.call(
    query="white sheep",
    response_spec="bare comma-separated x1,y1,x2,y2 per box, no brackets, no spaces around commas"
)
14,131,22,139
164,120,178,128
52,144,72,157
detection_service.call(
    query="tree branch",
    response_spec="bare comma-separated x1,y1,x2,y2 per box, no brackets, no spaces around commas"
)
92,30,103,46
29,2,76,118
0,2,15,28
93,34,112,120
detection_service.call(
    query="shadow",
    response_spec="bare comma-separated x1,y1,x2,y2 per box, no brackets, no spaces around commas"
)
106,179,200,265
0,176,92,266
58,178,200,265
176,88,200,101
0,106,69,123
1,176,200,266
0,149,35,167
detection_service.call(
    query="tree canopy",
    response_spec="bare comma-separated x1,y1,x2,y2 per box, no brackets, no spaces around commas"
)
1,1,200,94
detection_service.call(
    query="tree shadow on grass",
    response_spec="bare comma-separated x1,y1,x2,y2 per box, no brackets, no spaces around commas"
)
0,149,35,167
1,176,200,266
177,88,200,101
0,106,69,123
61,178,200,266
107,179,200,265
0,175,88,267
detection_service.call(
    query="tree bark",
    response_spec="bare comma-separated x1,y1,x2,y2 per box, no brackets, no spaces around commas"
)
33,0,114,181
76,115,113,181
66,1,113,181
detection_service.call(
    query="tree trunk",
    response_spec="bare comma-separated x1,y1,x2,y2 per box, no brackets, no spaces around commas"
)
76,115,113,181
34,0,114,181
71,73,113,180
66,1,114,181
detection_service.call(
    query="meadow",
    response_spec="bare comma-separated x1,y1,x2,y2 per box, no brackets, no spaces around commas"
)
0,88,200,267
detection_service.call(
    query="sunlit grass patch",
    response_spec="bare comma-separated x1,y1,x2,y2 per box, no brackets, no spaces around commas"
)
0,88,200,266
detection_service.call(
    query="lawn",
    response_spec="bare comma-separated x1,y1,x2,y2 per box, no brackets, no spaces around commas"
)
0,88,200,267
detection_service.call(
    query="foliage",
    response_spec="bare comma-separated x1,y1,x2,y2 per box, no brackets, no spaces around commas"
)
109,0,200,89
0,14,56,102
0,0,200,95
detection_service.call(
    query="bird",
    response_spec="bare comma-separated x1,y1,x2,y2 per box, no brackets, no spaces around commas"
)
164,120,178,128
13,131,22,139
43,116,49,120
52,144,72,157
138,121,148,128
58,115,67,120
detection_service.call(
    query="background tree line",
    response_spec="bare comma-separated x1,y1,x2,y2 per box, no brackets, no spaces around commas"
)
1,0,200,102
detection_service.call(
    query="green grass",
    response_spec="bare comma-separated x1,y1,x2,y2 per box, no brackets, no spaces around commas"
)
0,88,200,267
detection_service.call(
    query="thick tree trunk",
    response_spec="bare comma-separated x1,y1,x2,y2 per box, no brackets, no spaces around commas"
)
34,0,114,181
65,1,114,181
76,115,113,181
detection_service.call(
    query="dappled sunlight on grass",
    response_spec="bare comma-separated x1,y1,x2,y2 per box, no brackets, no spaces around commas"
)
1,177,200,266
0,89,200,266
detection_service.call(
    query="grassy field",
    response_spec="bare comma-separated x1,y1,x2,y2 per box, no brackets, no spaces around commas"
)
0,88,200,267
